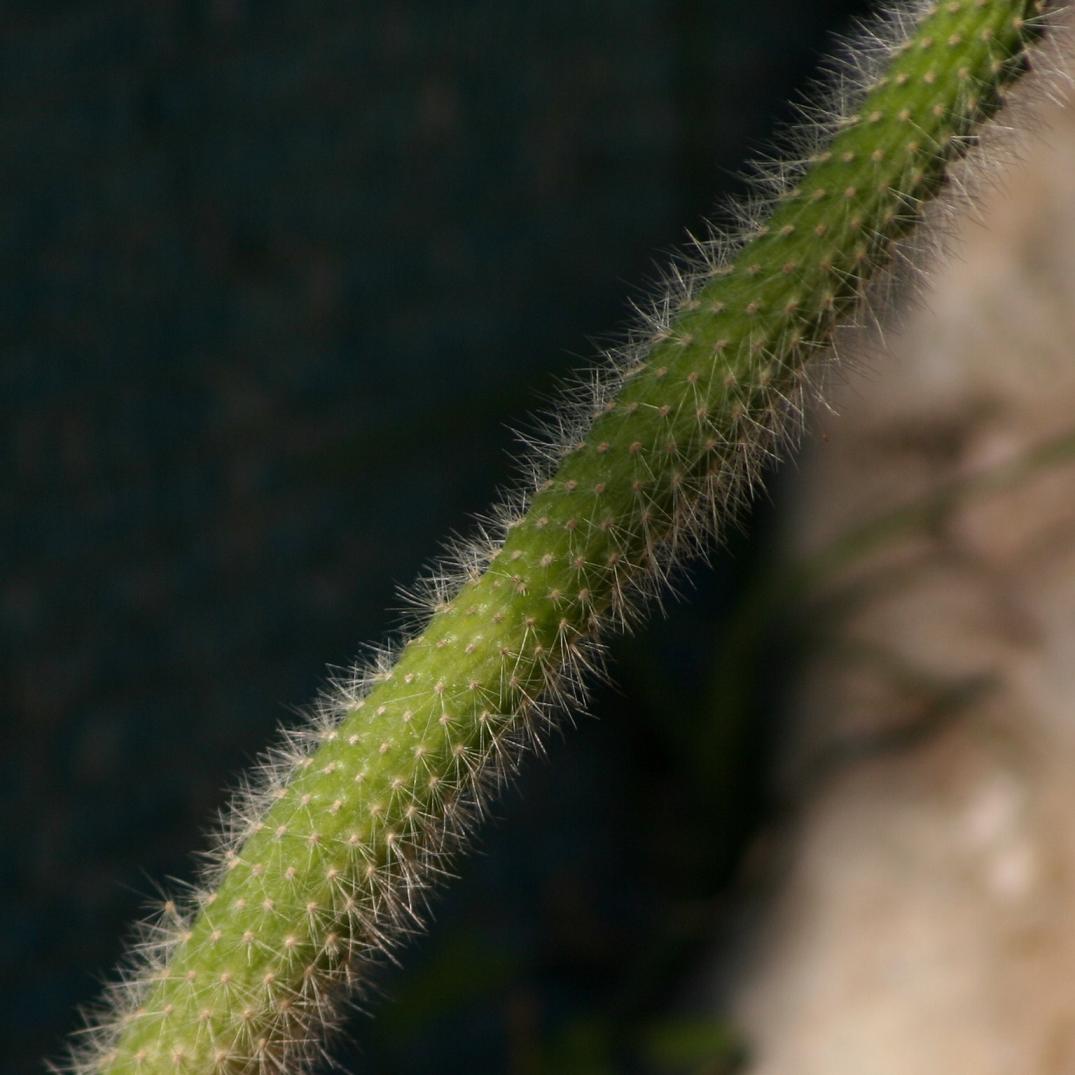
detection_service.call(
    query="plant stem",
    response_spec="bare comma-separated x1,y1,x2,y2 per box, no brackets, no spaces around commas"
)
70,4,1052,1072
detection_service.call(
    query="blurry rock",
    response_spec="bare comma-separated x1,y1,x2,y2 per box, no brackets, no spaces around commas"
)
724,55,1075,1075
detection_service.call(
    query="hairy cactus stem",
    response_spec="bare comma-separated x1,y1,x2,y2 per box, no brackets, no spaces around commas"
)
67,3,1055,1073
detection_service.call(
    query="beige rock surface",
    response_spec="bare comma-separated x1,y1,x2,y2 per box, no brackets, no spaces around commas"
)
727,57,1075,1075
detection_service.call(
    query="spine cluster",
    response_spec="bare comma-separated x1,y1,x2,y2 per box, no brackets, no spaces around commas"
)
67,3,1052,1072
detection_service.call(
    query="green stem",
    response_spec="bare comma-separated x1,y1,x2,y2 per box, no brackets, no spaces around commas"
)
70,4,1051,1072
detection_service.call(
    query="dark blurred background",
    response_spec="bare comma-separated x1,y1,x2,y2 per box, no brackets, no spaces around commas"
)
4,2,871,1072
